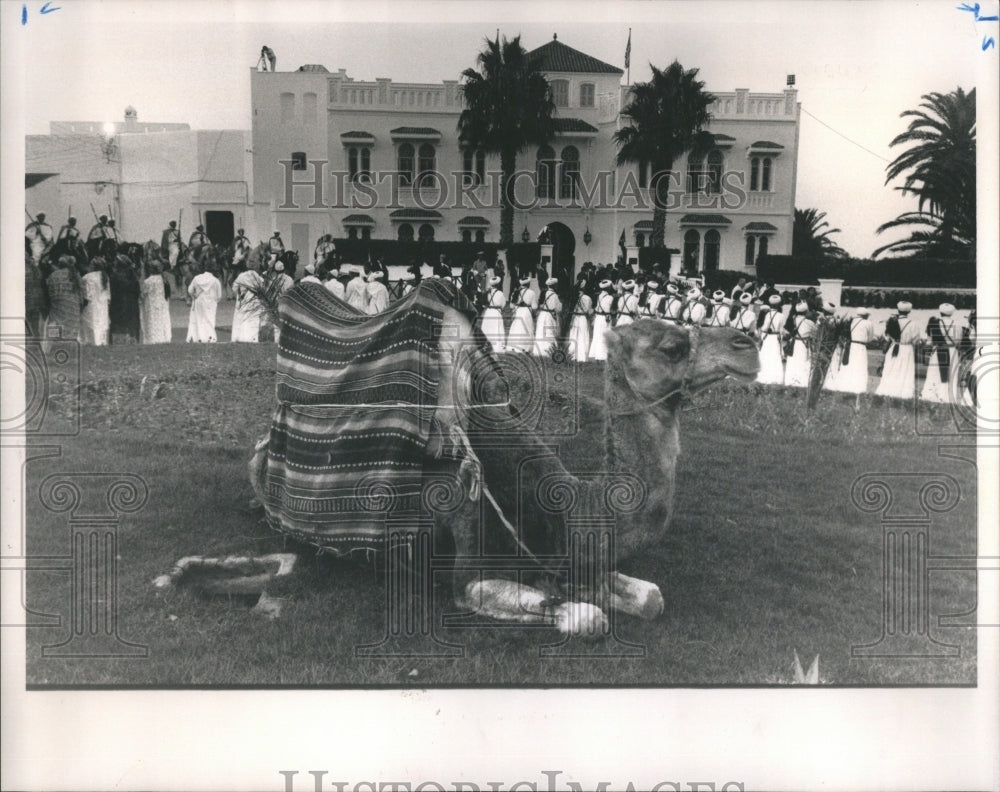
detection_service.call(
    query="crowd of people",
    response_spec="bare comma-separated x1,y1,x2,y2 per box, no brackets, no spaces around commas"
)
24,214,979,407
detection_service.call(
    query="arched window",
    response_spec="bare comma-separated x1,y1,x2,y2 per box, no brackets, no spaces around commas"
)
683,229,701,271
560,146,580,200
280,92,295,123
635,232,645,248
706,150,723,194
579,83,595,107
398,143,415,186
418,223,435,242
461,228,472,243
462,149,485,186
291,151,307,171
749,157,760,191
758,234,769,259
704,230,721,271
761,157,772,191
474,229,485,244
397,223,414,242
348,147,358,179
550,80,569,107
536,145,556,199
745,235,756,268
686,155,704,193
360,148,371,181
418,143,436,187
348,227,358,241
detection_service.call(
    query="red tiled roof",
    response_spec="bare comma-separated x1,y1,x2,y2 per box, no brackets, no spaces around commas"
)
680,214,732,226
526,38,623,75
342,214,376,225
552,118,599,134
389,208,443,220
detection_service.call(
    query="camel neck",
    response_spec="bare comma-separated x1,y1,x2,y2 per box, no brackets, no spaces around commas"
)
602,363,679,475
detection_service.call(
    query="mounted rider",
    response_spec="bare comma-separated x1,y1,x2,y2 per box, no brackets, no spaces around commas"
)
267,230,285,268
232,227,251,268
161,220,183,269
25,212,54,265
188,224,211,260
314,234,336,269
87,214,111,244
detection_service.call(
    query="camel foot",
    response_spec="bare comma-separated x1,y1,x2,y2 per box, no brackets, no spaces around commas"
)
611,572,664,620
462,579,608,637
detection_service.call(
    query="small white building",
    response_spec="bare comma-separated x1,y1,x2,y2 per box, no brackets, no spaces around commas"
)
26,107,253,247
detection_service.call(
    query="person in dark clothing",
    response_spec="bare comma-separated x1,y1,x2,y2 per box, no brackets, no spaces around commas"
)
109,255,141,344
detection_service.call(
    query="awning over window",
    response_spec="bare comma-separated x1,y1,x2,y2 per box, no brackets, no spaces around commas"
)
680,214,732,227
744,221,778,233
748,140,784,154
457,216,491,227
342,214,376,227
340,131,376,144
389,208,443,221
390,127,442,141
711,133,736,148
552,118,599,136
633,220,655,231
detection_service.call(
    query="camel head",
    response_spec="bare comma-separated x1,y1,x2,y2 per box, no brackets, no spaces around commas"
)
605,320,760,406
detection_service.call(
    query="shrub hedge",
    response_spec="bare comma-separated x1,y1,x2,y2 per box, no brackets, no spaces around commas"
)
840,287,976,310
756,255,976,288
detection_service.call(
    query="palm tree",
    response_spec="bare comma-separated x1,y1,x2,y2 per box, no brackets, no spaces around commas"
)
793,208,849,259
614,61,715,250
874,88,976,259
458,35,556,247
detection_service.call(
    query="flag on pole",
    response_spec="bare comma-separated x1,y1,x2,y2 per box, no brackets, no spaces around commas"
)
624,29,631,69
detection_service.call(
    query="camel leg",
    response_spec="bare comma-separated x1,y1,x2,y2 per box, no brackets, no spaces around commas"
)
609,572,664,620
462,579,608,637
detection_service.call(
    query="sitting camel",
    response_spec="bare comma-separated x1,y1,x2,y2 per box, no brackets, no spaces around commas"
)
250,285,759,636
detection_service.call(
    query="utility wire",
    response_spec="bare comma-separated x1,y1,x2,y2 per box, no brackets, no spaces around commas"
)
801,106,891,163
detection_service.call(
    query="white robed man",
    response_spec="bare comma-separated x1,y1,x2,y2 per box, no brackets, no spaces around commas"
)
730,292,757,337
481,276,507,352
299,262,323,286
139,261,173,344
79,259,110,345
532,277,561,358
345,266,368,312
323,265,346,300
588,279,615,361
185,264,222,343
364,270,390,315
231,262,264,343
615,280,638,327
705,290,729,327
662,283,684,324
643,279,665,320
681,286,708,326
756,294,786,385
876,301,921,399
783,301,815,387
830,307,875,398
921,303,962,403
25,212,54,265
568,279,593,363
506,276,536,353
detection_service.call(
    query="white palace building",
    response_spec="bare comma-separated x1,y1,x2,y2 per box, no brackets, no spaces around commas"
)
250,36,800,277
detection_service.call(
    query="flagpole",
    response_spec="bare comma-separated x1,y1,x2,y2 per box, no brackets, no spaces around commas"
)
626,27,631,86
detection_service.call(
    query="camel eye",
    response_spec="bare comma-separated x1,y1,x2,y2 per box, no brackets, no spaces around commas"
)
659,343,685,363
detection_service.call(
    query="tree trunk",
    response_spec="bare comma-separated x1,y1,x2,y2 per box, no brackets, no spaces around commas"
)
500,148,516,247
650,157,673,251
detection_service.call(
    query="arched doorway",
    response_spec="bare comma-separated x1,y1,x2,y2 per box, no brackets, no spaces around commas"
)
541,221,575,291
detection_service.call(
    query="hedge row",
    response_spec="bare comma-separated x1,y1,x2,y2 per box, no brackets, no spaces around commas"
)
330,238,541,273
756,255,976,288
840,287,976,310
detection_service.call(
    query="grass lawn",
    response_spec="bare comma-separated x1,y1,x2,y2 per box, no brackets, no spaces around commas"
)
24,340,977,686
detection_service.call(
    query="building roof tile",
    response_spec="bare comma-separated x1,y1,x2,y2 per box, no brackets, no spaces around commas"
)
390,127,442,137
680,214,732,225
750,140,784,149
457,216,491,227
342,214,376,225
389,208,443,220
552,117,599,134
526,38,623,75
744,221,778,231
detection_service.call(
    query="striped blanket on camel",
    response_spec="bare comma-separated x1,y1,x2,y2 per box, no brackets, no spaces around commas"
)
257,277,488,554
